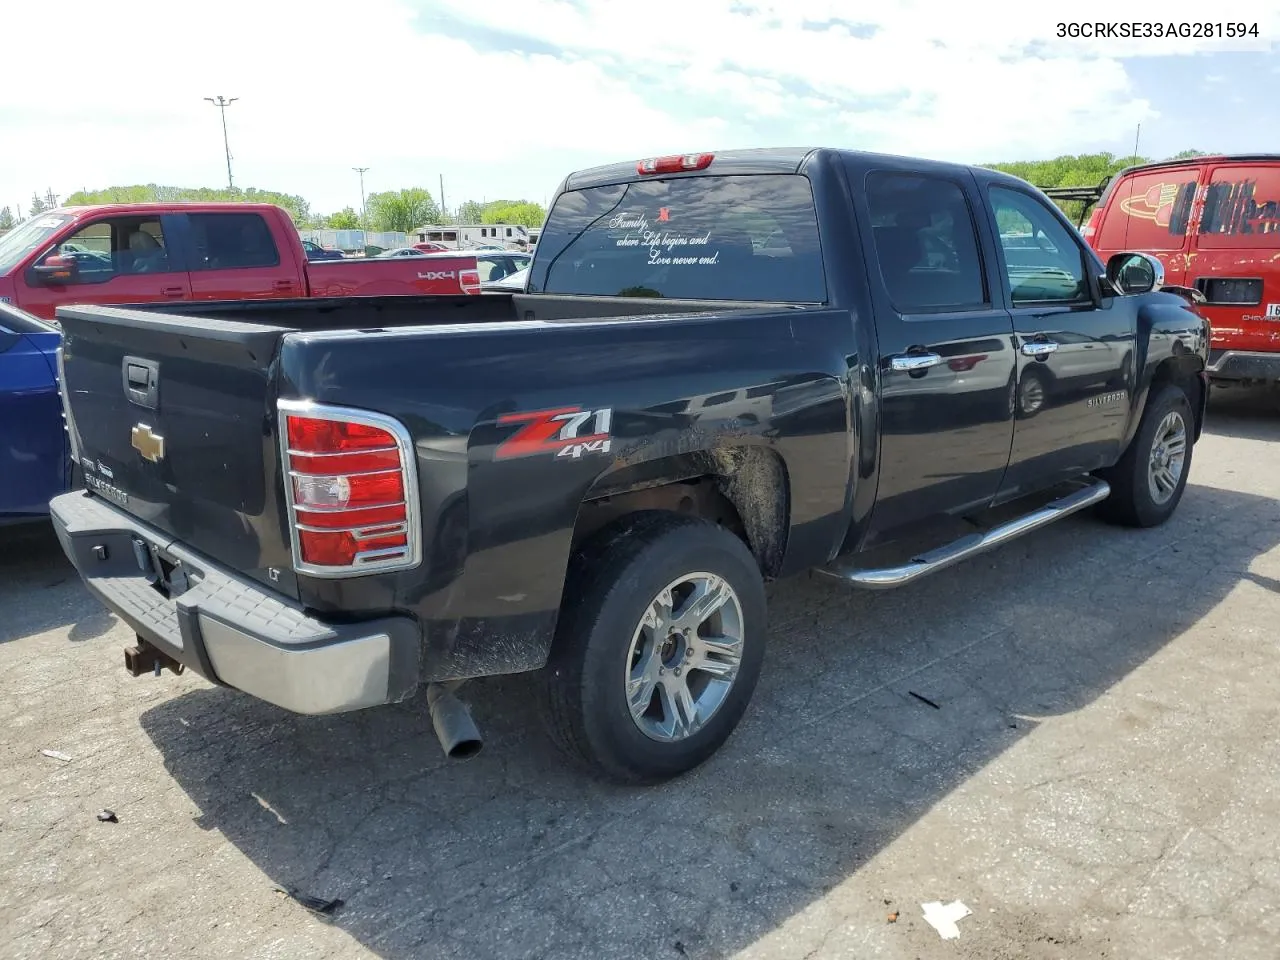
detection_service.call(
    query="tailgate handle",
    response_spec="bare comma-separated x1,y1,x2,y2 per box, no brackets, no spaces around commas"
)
122,355,160,409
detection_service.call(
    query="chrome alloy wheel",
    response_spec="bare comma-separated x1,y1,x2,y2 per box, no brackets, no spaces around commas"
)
624,572,745,742
1148,410,1188,505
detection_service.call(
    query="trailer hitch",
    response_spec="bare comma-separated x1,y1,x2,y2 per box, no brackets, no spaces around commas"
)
123,636,185,677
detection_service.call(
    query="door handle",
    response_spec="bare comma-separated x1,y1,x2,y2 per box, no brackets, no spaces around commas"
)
890,352,943,371
1021,341,1058,357
161,286,184,298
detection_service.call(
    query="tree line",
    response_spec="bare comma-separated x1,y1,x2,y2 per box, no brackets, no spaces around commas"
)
47,185,548,233
1,149,1212,236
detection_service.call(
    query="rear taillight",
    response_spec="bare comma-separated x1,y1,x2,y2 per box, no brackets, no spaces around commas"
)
636,153,714,175
278,401,420,576
1080,207,1103,243
460,268,480,294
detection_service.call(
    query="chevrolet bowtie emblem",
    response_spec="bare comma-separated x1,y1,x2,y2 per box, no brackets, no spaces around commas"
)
131,423,166,463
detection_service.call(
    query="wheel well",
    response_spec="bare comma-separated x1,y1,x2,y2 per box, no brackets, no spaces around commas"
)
572,447,789,579
1150,356,1205,440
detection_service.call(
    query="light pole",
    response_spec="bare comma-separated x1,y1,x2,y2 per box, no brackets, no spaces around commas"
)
352,167,369,229
204,96,239,189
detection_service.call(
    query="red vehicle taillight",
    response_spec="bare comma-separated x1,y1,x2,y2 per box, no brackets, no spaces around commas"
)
1080,207,1104,244
278,401,420,576
459,268,480,294
636,153,714,175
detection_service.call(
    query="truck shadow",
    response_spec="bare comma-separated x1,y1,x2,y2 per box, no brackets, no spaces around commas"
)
135,461,1280,960
0,521,116,644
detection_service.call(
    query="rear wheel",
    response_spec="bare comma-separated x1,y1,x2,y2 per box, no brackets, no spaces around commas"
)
541,512,767,784
1096,382,1194,527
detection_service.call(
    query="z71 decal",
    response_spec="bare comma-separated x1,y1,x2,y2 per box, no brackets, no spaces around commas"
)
494,406,614,460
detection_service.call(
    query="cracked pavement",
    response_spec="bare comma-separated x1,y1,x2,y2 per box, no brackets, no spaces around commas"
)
3,387,1279,960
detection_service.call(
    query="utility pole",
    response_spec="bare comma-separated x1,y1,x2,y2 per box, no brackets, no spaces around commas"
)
1131,123,1142,166
352,167,369,229
44,187,59,209
439,174,447,223
204,96,239,189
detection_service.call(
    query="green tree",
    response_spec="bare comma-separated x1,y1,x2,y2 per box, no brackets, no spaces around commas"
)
64,184,312,224
0,206,14,230
980,150,1209,221
326,207,361,229
28,193,47,217
366,188,440,233
455,200,485,224
480,200,546,228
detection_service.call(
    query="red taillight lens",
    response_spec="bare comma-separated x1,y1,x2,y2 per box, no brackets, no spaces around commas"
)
1081,208,1103,243
298,528,408,567
288,448,401,474
280,407,417,574
459,268,480,294
636,153,714,175
287,416,396,453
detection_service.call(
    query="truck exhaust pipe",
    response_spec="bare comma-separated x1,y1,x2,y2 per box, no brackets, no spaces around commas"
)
426,683,483,760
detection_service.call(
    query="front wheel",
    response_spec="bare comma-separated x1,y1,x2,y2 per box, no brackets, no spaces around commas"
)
1095,382,1194,527
541,512,767,784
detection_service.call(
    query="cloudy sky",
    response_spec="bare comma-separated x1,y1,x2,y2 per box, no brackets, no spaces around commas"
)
1,0,1276,220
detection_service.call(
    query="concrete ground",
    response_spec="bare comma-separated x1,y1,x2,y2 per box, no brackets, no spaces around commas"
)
2,388,1279,960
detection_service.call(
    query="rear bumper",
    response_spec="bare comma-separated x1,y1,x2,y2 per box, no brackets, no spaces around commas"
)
1206,350,1280,383
50,491,420,715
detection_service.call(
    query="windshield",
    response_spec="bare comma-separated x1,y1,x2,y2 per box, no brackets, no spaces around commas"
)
0,213,74,274
529,173,826,302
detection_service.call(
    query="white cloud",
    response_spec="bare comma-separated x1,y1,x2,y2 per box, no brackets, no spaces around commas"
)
0,0,1276,216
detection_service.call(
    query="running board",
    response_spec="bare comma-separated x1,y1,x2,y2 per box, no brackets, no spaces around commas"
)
816,479,1112,591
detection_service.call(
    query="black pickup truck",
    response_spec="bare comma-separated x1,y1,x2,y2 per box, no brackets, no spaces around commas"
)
50,147,1210,784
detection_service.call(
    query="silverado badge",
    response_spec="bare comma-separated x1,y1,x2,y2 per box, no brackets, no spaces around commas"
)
131,423,166,463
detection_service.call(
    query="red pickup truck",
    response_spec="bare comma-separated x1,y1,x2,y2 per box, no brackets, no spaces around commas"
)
0,203,480,320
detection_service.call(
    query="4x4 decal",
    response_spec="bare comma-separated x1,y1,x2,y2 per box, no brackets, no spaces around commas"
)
494,406,613,460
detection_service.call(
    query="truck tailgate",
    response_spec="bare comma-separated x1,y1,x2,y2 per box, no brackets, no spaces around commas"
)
57,305,297,597
305,254,479,297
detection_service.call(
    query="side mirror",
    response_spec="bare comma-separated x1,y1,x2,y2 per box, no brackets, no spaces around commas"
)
1104,251,1163,296
30,254,79,285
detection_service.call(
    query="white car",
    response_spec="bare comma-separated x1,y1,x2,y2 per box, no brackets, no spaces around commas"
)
481,266,529,293
375,247,431,258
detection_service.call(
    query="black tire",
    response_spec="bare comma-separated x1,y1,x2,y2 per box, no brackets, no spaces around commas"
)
540,511,767,785
1095,382,1194,527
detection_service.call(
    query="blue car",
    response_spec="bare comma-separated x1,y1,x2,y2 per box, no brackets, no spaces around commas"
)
1,302,70,524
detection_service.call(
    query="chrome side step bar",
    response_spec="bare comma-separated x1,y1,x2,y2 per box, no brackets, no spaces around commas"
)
816,479,1112,591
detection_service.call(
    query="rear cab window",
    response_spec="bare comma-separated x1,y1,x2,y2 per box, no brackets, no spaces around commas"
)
529,174,826,302
188,212,280,270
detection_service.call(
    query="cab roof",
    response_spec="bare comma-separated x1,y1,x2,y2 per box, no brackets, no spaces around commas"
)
46,202,286,218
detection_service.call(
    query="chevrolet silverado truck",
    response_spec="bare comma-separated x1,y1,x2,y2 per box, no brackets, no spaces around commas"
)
49,148,1210,784
0,202,479,321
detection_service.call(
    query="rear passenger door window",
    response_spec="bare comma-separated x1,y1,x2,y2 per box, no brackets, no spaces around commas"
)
865,172,988,313
188,213,280,271
988,187,1089,304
